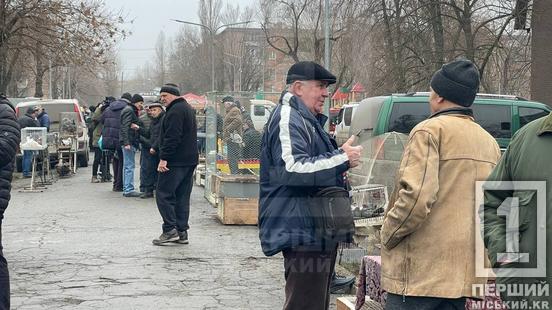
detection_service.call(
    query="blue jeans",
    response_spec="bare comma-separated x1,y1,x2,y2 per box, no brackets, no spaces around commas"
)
122,146,136,194
22,151,33,177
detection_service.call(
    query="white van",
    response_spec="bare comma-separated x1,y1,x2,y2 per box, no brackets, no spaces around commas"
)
334,103,359,146
16,99,90,168
250,99,276,131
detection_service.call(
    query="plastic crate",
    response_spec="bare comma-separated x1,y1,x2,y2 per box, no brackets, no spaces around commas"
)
20,127,47,150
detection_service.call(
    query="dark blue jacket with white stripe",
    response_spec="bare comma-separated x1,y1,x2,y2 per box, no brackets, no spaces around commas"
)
259,92,350,256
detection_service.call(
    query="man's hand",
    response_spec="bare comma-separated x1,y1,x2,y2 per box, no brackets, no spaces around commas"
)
131,123,139,130
158,160,169,172
341,135,363,168
124,145,131,150
149,148,156,155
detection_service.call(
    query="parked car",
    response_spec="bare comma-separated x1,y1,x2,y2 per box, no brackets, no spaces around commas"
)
249,99,276,131
349,92,551,150
328,107,340,136
15,99,90,170
346,92,551,192
334,102,359,145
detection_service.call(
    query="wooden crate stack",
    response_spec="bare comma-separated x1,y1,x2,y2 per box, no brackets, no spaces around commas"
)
210,174,259,225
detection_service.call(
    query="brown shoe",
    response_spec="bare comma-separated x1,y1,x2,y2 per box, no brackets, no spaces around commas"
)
91,176,100,183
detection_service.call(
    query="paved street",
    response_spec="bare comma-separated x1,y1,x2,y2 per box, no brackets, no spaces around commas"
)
3,165,291,310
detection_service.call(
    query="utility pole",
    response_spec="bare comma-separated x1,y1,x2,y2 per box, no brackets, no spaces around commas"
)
48,59,52,99
120,71,124,96
323,0,331,131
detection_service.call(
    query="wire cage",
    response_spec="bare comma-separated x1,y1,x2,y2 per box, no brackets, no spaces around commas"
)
20,127,47,150
203,91,279,202
351,184,389,219
59,112,79,137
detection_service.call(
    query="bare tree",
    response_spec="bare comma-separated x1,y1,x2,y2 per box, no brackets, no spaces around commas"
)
155,31,167,86
0,0,127,96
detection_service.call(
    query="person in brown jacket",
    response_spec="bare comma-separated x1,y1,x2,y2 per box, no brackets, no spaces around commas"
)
380,59,501,309
222,96,243,174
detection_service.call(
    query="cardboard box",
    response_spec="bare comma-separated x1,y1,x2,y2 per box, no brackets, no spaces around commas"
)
337,296,356,310
217,197,258,225
337,296,384,310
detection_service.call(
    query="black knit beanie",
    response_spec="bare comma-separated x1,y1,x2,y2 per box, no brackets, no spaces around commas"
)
430,59,480,107
160,83,180,96
131,94,144,104
121,92,132,101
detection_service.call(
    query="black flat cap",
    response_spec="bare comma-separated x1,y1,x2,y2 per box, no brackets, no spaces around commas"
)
286,61,336,85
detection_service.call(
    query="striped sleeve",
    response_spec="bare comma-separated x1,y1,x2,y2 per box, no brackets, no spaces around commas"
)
268,93,349,187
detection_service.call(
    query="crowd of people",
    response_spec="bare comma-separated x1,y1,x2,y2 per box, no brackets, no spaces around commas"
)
88,85,198,245
0,58,550,310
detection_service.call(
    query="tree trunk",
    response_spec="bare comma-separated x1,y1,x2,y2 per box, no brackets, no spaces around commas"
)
34,48,45,98
461,1,475,61
423,0,444,69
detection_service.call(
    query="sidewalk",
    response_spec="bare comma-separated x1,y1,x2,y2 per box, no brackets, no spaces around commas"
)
4,167,286,309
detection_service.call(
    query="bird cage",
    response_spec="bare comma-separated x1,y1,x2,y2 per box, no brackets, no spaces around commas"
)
350,184,389,219
59,112,79,137
20,127,47,150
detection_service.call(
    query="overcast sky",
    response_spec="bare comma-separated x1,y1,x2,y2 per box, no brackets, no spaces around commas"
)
104,0,256,77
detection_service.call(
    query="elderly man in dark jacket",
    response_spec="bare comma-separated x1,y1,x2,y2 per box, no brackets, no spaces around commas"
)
101,94,130,192
259,62,362,310
17,106,40,177
119,94,143,197
0,95,21,309
152,84,198,246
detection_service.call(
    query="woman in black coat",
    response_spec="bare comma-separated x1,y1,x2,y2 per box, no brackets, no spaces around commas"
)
0,95,21,309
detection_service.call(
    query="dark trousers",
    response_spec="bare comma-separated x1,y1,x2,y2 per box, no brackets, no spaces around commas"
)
282,245,337,310
112,148,123,190
385,293,466,310
0,224,10,310
227,141,241,174
92,147,102,177
156,165,195,233
139,150,159,193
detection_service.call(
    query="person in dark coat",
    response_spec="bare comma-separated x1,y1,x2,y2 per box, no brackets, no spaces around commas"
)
258,62,362,310
100,95,129,191
91,97,115,183
137,104,153,195
36,107,50,132
17,106,40,177
119,94,143,197
152,84,198,246
242,118,262,160
0,95,21,309
133,101,165,199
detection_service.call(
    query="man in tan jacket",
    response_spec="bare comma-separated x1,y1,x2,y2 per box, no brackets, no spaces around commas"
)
222,96,243,174
380,59,501,309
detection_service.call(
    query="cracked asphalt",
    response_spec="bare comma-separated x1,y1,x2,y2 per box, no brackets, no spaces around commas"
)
3,164,295,310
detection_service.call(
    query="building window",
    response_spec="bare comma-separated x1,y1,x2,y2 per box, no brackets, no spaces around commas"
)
267,69,275,81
